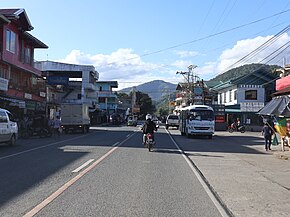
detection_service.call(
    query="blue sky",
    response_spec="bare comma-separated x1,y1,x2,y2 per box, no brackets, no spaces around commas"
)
2,0,290,89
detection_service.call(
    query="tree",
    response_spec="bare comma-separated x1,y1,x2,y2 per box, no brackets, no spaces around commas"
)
135,91,155,118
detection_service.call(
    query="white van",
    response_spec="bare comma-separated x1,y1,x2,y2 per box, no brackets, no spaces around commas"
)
0,108,18,146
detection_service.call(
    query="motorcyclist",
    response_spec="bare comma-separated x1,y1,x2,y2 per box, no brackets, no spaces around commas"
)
142,114,157,145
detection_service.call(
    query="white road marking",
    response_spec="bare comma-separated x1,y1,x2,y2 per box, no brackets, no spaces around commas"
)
126,134,130,137
0,134,91,160
166,130,230,217
23,132,136,217
112,142,120,147
72,159,95,173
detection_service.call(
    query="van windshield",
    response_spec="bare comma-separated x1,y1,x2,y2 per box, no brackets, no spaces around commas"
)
187,110,214,121
168,115,178,119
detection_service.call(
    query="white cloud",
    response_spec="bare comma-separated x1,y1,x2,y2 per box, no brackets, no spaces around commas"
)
58,48,181,90
171,60,193,69
55,33,290,89
217,33,290,73
176,50,200,58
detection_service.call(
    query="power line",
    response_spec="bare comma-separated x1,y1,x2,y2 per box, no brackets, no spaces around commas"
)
104,9,290,67
218,24,290,74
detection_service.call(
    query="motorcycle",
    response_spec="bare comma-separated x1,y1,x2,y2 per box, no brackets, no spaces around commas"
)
228,123,245,133
23,126,52,138
145,133,154,152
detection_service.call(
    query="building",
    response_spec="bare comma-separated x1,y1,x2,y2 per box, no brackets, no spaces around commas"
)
94,81,119,123
211,69,278,131
0,9,48,118
34,61,98,119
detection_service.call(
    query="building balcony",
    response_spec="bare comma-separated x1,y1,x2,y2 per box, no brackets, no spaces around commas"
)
98,91,117,98
83,82,96,91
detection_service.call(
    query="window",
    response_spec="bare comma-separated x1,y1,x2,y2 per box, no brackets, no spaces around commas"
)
245,90,257,100
219,93,222,104
234,90,237,100
0,111,8,123
6,29,16,53
223,92,226,103
229,90,232,102
99,86,102,91
25,47,31,64
99,97,106,103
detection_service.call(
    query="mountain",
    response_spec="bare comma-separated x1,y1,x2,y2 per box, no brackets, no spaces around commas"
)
206,63,281,88
119,80,177,102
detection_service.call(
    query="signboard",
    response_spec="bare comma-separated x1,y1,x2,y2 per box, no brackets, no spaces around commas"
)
215,115,225,123
0,77,8,91
240,102,264,112
169,101,175,106
210,104,225,116
194,87,203,95
24,93,32,99
40,92,46,97
47,76,69,85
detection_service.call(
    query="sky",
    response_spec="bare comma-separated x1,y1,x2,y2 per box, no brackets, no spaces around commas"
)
2,0,290,89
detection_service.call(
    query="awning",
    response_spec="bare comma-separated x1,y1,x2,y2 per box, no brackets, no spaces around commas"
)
0,96,26,108
257,95,290,116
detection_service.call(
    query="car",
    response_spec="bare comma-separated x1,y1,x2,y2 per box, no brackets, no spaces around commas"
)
165,114,179,129
127,115,137,126
0,108,18,146
152,116,159,128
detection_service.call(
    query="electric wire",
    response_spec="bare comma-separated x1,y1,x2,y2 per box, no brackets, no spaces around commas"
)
218,24,290,74
104,9,290,66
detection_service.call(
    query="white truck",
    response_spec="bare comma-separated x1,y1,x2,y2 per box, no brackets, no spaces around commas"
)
60,104,90,133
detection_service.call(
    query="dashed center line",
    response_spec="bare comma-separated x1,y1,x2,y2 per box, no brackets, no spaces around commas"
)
72,159,95,173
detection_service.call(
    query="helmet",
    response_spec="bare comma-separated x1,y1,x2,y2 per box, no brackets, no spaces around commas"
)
146,114,152,120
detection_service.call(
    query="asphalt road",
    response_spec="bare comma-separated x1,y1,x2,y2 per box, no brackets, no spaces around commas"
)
0,126,225,217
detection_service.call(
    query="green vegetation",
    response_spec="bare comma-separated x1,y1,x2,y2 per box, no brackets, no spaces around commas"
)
206,63,281,88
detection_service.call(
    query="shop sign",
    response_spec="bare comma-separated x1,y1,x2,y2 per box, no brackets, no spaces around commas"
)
215,115,225,123
47,76,69,85
26,101,36,110
40,92,46,97
0,77,8,91
24,93,32,99
240,102,264,112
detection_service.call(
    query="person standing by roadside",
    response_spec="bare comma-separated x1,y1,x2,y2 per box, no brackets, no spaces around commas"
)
262,122,273,151
53,116,61,138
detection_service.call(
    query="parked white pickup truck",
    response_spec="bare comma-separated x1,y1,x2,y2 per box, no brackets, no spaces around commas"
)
0,108,18,146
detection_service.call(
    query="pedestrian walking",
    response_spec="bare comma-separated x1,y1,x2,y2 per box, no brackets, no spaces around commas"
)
262,122,273,151
53,116,61,138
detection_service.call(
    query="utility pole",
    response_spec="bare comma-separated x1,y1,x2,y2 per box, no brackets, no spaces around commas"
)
131,86,136,114
176,65,198,106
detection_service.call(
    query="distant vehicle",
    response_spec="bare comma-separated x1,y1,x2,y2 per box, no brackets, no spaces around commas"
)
165,114,179,129
127,115,137,126
179,105,214,139
0,108,18,146
152,116,159,128
60,104,90,133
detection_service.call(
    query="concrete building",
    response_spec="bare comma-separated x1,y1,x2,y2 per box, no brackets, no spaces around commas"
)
34,60,98,118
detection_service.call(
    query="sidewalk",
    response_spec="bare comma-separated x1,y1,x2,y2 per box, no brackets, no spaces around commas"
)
186,132,290,217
